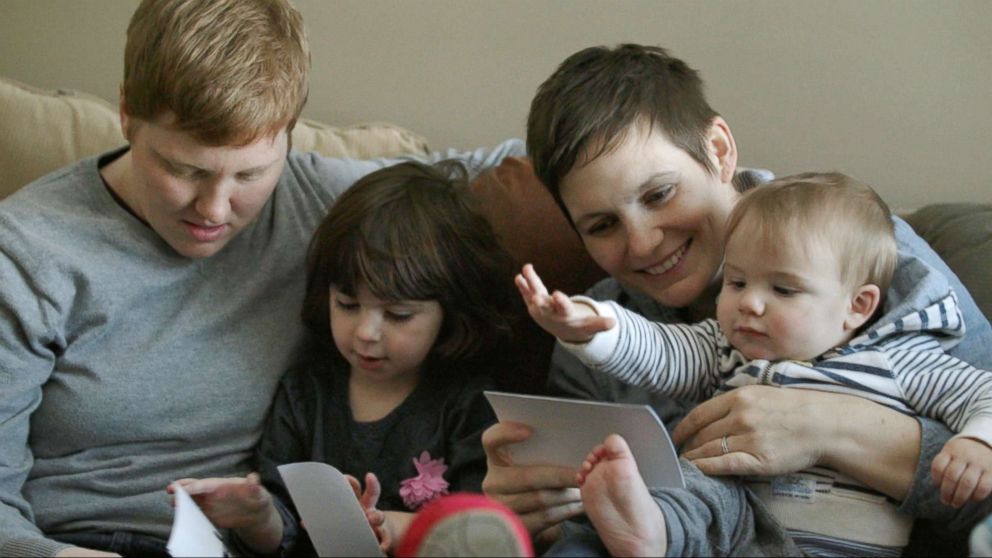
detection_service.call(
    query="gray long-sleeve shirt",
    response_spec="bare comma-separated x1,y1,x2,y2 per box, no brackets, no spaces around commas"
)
0,140,524,557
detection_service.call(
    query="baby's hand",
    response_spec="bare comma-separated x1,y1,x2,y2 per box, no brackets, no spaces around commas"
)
168,473,276,529
931,437,992,508
346,472,391,553
515,263,615,343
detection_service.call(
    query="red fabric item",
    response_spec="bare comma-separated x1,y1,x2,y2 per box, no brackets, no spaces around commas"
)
395,492,534,557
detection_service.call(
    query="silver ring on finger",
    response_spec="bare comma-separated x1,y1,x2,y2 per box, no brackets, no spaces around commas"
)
720,435,730,455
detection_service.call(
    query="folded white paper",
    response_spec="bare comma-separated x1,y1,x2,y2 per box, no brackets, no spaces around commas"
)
166,483,229,558
484,391,685,488
278,462,384,557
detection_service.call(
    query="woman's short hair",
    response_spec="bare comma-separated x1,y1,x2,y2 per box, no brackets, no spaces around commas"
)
725,172,898,295
303,161,518,364
527,44,719,208
123,0,309,145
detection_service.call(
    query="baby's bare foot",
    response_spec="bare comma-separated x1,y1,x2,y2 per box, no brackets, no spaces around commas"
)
580,434,667,557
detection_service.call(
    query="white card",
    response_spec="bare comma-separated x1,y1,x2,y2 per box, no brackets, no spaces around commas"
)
484,391,685,488
278,462,384,557
166,484,229,558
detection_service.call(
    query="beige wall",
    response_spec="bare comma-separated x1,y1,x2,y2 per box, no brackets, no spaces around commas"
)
1,0,989,209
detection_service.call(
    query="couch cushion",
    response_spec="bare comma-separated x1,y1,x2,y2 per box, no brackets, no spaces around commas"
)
468,156,607,393
0,76,431,200
0,76,125,200
903,203,992,321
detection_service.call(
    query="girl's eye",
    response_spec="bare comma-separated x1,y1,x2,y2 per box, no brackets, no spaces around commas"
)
773,286,798,296
385,311,414,322
333,298,359,312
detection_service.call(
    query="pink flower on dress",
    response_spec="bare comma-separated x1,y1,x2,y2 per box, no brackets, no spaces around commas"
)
399,451,450,510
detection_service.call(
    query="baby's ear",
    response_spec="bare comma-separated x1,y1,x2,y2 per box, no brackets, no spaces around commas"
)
845,284,882,331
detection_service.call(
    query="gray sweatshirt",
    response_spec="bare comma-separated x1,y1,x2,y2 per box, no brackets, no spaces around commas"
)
0,140,524,556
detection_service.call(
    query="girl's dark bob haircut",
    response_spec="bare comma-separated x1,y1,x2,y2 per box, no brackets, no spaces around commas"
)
303,160,517,363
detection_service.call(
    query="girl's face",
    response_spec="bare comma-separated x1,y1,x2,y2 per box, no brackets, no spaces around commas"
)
330,283,443,387
558,120,738,309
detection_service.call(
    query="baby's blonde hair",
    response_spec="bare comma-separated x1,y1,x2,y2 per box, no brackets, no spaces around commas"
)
123,0,309,145
725,172,898,296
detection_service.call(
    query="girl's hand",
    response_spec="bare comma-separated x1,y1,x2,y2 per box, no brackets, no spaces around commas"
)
168,473,276,530
515,263,614,343
346,472,391,553
931,437,992,508
480,421,584,542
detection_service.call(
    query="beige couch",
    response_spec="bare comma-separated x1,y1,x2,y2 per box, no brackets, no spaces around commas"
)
2,75,989,396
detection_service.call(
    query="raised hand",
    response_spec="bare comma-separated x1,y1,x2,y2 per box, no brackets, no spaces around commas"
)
515,263,614,343
346,472,391,553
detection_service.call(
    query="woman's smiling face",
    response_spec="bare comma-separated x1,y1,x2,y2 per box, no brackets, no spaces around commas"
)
558,120,739,308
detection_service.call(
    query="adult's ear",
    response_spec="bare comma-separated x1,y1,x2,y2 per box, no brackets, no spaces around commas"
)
845,284,882,331
118,84,133,142
707,116,737,184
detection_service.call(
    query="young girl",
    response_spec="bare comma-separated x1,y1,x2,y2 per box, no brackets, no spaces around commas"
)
170,161,519,556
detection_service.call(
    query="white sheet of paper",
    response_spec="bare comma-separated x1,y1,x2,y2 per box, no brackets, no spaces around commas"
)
278,462,384,557
484,391,685,488
166,484,228,558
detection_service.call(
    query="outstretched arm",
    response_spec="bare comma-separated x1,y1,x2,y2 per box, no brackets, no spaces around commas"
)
515,263,615,343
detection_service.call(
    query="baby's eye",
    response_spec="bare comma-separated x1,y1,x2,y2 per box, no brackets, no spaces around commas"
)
724,278,745,290
773,286,798,296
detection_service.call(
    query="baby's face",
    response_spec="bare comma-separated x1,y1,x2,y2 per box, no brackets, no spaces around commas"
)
716,229,859,361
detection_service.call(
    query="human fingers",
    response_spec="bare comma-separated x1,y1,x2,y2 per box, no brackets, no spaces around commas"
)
179,477,236,496
939,458,967,506
973,468,992,502
671,394,733,449
483,458,578,495
516,500,585,535
344,474,362,500
362,472,382,510
950,464,981,508
482,421,534,467
521,263,550,298
931,450,951,487
688,449,766,477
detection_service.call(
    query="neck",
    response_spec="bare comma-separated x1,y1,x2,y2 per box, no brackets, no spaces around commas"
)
348,370,420,422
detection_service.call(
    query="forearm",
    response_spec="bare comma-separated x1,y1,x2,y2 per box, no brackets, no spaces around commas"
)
816,393,920,501
229,500,285,556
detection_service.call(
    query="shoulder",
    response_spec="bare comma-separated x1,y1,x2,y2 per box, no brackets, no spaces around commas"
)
2,155,106,219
